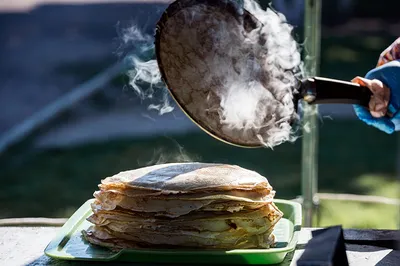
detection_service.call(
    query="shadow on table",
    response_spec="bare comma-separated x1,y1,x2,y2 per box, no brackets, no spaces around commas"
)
346,244,400,266
26,255,165,265
376,250,400,266
28,254,265,266
29,255,284,266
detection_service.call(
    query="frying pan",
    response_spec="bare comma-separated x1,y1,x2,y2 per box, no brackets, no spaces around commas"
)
154,0,373,148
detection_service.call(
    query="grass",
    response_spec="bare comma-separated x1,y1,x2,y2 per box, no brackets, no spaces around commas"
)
319,200,399,229
0,33,399,229
317,174,399,229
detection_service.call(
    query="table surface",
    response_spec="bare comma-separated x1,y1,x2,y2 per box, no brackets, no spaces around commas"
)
1,227,399,266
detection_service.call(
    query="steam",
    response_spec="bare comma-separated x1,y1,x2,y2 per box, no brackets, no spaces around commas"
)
121,0,307,148
218,0,304,148
156,0,304,148
140,140,200,167
121,25,174,115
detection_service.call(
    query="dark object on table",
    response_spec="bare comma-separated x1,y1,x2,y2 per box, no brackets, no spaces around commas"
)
343,229,400,250
297,226,349,266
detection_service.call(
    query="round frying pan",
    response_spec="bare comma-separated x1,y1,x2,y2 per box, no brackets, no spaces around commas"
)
154,0,373,148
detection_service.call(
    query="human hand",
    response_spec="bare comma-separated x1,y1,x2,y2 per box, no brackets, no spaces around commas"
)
352,60,400,134
351,76,390,118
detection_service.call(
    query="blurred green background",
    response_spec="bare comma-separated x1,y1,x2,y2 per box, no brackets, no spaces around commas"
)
0,0,399,229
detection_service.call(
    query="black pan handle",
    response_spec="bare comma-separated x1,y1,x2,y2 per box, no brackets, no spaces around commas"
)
300,76,372,107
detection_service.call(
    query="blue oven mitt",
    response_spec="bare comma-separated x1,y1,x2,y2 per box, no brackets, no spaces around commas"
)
353,59,400,134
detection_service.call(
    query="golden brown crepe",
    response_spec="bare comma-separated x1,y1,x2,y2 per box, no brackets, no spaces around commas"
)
82,163,283,250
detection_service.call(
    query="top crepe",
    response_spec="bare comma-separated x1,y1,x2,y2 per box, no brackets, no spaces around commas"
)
100,162,273,193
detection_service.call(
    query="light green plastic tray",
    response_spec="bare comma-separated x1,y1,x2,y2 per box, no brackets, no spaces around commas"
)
45,199,301,265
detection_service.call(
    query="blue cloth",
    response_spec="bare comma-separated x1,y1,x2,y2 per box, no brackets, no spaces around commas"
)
353,59,400,134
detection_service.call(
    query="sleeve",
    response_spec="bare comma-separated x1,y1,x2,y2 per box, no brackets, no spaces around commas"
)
356,59,400,133
377,37,400,67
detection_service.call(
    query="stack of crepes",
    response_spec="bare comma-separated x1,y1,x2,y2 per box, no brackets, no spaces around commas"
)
82,163,283,250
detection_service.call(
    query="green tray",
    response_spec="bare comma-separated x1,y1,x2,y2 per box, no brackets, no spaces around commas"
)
45,199,302,265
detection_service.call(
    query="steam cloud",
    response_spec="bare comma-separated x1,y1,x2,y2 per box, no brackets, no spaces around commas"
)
144,145,199,166
121,25,174,115
122,0,305,148
216,0,304,148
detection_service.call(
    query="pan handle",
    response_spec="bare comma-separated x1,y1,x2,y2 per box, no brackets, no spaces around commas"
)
300,76,372,107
